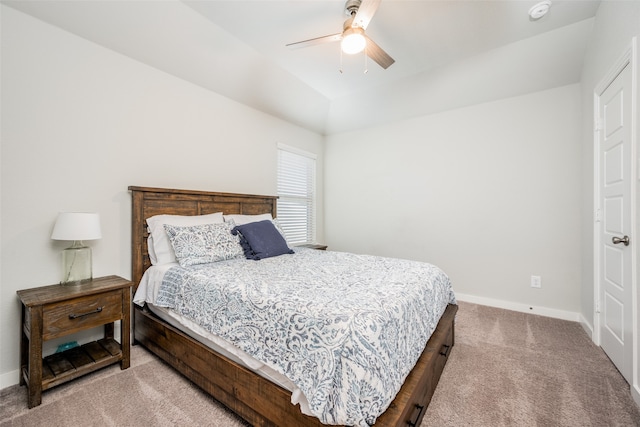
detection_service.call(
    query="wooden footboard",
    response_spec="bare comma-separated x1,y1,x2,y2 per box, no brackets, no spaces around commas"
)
379,304,456,426
134,303,457,427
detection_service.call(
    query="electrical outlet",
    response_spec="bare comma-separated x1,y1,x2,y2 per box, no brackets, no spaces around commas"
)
531,275,542,289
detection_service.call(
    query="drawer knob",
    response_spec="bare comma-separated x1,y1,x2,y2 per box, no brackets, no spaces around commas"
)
69,306,103,319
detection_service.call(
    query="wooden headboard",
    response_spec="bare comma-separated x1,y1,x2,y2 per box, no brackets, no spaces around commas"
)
129,186,277,289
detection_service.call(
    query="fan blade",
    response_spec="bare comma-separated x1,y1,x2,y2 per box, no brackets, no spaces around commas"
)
352,0,381,30
365,36,395,69
286,33,342,49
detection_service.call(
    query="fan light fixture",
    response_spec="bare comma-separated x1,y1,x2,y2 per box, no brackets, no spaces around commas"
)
341,27,366,54
286,0,395,70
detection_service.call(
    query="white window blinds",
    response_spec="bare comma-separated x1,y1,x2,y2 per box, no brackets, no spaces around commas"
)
277,145,316,245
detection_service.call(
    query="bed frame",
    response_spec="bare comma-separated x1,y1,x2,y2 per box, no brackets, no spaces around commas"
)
129,186,457,427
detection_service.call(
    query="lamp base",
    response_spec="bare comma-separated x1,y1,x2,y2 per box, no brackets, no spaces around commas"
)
61,241,92,285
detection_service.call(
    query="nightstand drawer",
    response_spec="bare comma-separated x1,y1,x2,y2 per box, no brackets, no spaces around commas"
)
43,290,123,340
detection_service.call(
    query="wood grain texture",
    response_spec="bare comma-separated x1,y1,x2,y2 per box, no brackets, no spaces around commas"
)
129,185,456,426
129,186,277,288
17,276,132,307
42,291,122,340
17,276,133,408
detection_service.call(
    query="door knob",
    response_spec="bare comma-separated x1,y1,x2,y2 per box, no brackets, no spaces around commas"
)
612,235,630,246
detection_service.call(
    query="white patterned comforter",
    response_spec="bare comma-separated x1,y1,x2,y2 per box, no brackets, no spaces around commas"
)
155,248,455,426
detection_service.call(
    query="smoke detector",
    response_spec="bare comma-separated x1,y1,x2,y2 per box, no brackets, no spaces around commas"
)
529,1,551,20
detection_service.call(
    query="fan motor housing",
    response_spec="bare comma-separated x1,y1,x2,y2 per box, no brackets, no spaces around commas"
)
345,0,362,16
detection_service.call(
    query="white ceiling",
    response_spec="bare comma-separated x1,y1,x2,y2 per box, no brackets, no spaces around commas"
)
3,0,601,135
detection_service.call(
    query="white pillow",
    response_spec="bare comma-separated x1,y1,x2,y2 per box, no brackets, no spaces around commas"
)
223,213,273,225
146,212,224,265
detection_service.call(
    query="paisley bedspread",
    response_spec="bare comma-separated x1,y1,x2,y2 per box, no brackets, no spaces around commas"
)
155,248,456,426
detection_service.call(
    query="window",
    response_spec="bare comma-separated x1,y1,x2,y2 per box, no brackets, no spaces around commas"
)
277,144,316,245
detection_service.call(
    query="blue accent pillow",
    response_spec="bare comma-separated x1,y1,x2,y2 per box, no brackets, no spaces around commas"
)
232,220,294,260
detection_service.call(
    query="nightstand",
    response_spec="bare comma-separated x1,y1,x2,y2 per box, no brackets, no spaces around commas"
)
296,243,328,250
17,275,132,408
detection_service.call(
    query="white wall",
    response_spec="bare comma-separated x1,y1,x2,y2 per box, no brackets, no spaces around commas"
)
579,0,640,407
325,84,582,318
0,6,324,388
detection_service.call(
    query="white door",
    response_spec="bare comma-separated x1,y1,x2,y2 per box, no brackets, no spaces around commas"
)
598,62,633,383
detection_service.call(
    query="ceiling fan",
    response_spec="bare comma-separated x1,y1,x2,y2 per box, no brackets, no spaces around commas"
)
286,0,395,70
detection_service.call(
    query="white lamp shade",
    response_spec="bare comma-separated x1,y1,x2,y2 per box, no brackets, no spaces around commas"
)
51,212,102,241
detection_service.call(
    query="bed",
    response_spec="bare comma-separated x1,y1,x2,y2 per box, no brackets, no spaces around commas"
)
129,185,457,427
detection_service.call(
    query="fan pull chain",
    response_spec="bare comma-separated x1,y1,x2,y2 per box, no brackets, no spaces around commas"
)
364,47,368,74
339,48,344,74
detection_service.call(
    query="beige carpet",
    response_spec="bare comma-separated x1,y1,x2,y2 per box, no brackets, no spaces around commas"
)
2,302,639,426
423,303,640,426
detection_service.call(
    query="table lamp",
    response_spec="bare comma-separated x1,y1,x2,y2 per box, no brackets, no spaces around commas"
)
51,212,102,285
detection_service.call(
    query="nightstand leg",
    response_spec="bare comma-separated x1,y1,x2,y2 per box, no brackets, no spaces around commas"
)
27,306,43,408
121,287,131,369
19,306,27,386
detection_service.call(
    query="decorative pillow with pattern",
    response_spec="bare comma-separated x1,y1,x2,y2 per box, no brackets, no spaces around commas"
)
164,222,243,267
146,212,224,265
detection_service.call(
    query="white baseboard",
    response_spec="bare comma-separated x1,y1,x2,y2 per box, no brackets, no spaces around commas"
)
455,293,581,322
578,313,594,339
0,368,20,390
633,384,640,408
